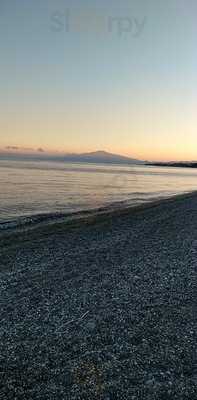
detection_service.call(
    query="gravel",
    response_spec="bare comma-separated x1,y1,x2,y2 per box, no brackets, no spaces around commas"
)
0,193,197,399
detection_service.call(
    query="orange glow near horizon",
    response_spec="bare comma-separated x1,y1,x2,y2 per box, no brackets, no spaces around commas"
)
1,144,197,162
1,96,196,162
0,112,197,161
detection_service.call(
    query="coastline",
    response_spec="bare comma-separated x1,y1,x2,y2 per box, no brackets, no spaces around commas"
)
1,190,197,241
1,191,197,398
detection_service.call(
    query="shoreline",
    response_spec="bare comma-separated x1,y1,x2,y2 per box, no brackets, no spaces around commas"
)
1,190,197,241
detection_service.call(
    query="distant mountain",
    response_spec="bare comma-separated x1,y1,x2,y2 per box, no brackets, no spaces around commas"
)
63,151,143,165
0,149,144,165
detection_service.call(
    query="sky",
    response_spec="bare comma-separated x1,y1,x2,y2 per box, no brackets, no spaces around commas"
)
0,0,196,161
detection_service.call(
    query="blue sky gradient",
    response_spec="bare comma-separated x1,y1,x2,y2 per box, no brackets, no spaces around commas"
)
1,0,196,160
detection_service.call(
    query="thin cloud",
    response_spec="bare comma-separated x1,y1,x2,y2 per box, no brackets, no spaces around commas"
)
5,146,44,153
5,146,19,150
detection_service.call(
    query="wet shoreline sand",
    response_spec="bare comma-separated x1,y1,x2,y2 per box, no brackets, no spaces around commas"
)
1,192,197,399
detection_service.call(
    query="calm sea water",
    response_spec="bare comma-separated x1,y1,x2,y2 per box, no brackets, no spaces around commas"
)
0,158,197,224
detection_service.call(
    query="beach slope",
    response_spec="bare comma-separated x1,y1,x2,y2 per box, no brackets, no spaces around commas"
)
0,193,197,399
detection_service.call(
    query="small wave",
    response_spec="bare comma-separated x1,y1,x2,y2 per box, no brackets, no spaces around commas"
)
0,191,193,234
0,208,101,232
0,213,69,231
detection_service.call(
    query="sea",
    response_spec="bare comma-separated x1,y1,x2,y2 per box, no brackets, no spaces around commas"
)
1,158,197,229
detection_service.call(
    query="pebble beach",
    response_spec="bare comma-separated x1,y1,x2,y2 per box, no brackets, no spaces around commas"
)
0,192,197,399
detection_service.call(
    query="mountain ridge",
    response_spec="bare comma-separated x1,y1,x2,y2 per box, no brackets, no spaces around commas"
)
0,149,144,165
63,150,143,164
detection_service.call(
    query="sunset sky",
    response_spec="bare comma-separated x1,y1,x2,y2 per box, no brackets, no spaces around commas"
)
1,0,197,161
